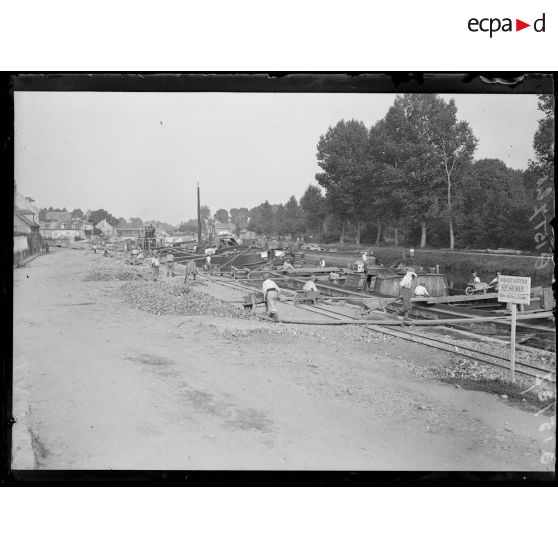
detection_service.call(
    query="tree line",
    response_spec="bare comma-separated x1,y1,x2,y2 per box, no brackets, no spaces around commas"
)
204,93,553,251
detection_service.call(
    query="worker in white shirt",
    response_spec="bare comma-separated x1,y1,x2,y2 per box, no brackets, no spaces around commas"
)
204,254,212,273
329,271,340,284
318,258,326,268
303,274,319,304
414,283,429,297
130,247,139,265
303,274,319,292
282,260,294,271
471,271,481,284
489,272,501,291
151,253,160,281
262,272,280,321
362,252,368,264
399,268,417,317
137,250,145,265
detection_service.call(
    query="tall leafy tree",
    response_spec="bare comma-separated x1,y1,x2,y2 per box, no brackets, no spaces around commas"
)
530,94,554,179
374,97,441,248
71,208,84,219
230,207,250,235
283,195,305,236
380,94,477,248
248,201,275,236
528,94,555,255
426,97,477,249
458,159,532,249
214,209,229,223
300,184,326,234
316,119,370,243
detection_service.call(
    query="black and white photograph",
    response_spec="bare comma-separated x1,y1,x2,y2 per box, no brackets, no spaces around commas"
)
9,75,555,475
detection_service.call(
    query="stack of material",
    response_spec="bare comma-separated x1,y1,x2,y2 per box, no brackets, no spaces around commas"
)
117,281,249,318
85,268,145,281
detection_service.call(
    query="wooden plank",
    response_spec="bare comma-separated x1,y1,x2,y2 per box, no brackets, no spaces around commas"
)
412,293,498,304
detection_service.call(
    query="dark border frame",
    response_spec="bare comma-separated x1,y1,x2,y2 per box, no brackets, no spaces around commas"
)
2,72,556,486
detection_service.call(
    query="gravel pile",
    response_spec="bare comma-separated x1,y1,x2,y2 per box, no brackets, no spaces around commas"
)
84,257,146,281
117,280,249,318
85,267,145,281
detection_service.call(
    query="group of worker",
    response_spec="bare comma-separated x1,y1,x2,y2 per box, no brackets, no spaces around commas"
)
471,271,501,291
147,251,177,281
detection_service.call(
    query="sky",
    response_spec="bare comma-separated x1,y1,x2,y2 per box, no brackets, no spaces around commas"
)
15,92,543,225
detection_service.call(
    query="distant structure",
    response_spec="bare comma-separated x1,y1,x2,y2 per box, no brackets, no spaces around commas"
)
45,211,72,222
95,219,115,236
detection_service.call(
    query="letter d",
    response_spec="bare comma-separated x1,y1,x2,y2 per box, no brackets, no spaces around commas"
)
534,13,545,32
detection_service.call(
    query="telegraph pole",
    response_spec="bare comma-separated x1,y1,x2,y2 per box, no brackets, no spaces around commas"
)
197,180,202,245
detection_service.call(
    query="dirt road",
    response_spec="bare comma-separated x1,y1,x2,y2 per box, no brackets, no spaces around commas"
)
12,249,554,470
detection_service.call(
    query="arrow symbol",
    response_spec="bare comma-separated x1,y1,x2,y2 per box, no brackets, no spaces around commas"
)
516,19,530,31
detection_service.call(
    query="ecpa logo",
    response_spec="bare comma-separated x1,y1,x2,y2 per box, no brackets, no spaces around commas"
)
468,13,546,37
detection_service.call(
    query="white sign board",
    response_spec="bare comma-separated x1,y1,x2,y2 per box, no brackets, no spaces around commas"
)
498,275,531,305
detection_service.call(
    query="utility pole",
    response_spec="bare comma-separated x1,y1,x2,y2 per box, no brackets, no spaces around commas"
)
197,180,202,245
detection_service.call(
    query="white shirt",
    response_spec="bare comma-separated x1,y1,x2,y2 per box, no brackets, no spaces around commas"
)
262,279,279,295
319,259,326,267
399,271,417,289
362,254,368,262
151,257,160,267
206,256,211,265
414,285,429,297
282,262,293,270
303,280,318,292
473,276,481,284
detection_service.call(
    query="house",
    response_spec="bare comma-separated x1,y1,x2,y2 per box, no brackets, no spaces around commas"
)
14,190,40,223
14,208,41,262
41,219,88,240
95,219,115,236
45,210,72,222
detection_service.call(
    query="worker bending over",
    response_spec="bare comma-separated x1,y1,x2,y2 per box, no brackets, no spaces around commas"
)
489,272,501,291
398,268,417,318
302,274,319,304
262,272,280,321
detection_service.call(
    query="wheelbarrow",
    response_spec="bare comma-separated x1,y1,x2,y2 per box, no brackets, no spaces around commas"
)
465,281,490,295
294,290,321,305
356,297,393,318
242,292,266,314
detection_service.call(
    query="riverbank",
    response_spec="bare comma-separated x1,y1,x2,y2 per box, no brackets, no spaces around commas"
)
306,244,554,287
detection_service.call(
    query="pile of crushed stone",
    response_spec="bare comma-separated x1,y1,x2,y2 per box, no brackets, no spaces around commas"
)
84,257,146,281
117,280,249,318
85,267,145,281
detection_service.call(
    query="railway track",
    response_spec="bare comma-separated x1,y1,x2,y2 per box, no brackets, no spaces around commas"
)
208,276,556,383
